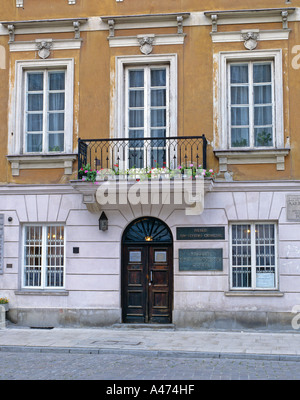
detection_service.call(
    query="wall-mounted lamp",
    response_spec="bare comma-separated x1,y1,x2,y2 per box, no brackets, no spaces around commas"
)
99,212,108,231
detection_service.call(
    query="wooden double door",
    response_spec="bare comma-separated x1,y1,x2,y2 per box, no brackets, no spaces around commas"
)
122,244,173,324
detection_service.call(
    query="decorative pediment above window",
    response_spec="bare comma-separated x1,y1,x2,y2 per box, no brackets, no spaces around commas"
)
204,7,295,44
101,12,190,35
204,7,296,31
16,0,77,6
1,18,88,42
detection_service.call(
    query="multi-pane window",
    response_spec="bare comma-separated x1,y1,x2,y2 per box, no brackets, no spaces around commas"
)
126,65,169,168
25,70,66,153
23,225,65,289
229,61,274,148
231,223,277,290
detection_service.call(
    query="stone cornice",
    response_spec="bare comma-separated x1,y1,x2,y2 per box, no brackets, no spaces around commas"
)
204,7,296,19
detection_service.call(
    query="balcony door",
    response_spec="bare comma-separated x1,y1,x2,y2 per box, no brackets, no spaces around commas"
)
122,217,173,324
125,65,170,169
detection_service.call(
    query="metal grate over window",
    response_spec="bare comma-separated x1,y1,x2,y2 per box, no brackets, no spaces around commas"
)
231,223,277,290
23,225,65,289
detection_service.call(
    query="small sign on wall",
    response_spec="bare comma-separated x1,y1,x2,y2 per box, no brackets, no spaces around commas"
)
179,248,223,271
177,227,225,241
286,195,300,221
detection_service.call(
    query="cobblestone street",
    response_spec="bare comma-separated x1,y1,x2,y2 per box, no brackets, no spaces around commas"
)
0,351,300,381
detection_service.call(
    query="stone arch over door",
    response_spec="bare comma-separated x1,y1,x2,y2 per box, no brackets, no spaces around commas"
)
121,217,173,324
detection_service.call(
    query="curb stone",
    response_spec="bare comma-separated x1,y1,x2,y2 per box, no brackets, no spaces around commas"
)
1,345,300,362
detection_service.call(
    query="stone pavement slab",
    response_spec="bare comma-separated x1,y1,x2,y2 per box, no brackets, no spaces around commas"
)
0,325,300,361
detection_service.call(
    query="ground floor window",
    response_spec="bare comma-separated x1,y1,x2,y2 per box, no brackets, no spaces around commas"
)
230,223,277,290
23,225,65,289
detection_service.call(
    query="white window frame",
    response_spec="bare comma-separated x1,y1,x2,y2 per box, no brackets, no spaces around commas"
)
11,59,74,156
24,69,67,154
113,54,177,141
228,60,275,149
218,50,284,150
124,64,170,169
229,222,278,291
22,224,66,290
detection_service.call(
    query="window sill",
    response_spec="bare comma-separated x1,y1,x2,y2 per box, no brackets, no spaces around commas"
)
214,148,290,172
15,290,69,296
225,290,284,297
7,154,77,176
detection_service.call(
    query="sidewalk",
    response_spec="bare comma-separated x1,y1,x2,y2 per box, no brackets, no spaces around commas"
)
0,324,300,361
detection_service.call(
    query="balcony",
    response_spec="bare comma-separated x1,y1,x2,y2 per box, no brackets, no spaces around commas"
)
73,135,212,213
78,135,207,177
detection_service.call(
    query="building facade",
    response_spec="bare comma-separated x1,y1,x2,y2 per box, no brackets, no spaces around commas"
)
0,0,300,330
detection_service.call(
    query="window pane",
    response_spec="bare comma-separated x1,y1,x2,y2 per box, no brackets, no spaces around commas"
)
27,134,43,152
151,109,166,128
49,133,64,152
255,224,276,288
253,63,272,83
27,114,43,132
46,226,64,288
129,129,144,148
230,64,248,84
231,224,252,288
232,267,252,288
49,113,65,131
254,127,273,147
129,90,144,107
254,85,272,104
28,73,43,91
151,129,166,166
49,72,65,90
232,225,251,266
151,69,166,87
24,226,42,287
28,94,43,111
151,128,166,141
151,89,166,107
231,86,249,105
231,128,249,147
129,110,144,128
129,70,144,88
49,93,65,111
231,107,249,126
254,106,273,126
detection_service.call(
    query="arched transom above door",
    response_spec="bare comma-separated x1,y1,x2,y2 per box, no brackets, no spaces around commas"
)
122,217,173,244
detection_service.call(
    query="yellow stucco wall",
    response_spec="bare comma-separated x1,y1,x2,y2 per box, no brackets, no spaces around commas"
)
1,0,300,183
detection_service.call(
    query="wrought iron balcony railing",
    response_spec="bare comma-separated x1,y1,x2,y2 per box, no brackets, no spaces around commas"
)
78,135,207,178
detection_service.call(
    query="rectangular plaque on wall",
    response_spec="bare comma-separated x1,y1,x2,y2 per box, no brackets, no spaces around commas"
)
177,227,225,240
179,248,223,271
286,195,300,221
0,215,4,274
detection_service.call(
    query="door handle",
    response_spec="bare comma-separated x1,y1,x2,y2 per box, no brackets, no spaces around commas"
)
149,271,153,286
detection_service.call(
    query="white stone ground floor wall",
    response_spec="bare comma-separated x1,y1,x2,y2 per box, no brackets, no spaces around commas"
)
0,181,299,331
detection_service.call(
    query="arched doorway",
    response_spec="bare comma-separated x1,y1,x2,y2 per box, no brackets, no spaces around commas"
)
122,217,173,324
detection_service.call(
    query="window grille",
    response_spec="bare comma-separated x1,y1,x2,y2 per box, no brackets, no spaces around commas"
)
23,225,65,289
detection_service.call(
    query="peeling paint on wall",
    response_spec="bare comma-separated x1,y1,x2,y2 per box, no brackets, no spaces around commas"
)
0,46,5,69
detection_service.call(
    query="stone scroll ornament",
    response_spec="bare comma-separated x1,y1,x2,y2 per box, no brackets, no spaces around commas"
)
242,31,259,50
